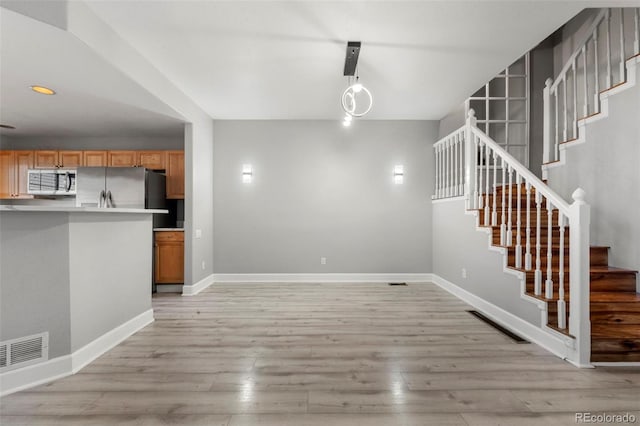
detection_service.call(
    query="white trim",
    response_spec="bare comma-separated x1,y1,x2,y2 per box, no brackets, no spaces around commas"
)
432,196,466,204
0,355,71,397
212,273,434,284
71,309,154,373
0,309,154,397
430,273,572,362
182,273,215,296
156,284,183,293
593,362,640,367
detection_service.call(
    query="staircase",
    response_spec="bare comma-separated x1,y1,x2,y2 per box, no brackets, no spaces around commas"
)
432,7,640,366
477,184,640,362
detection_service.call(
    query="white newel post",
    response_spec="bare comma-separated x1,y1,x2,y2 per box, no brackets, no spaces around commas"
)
569,188,591,367
542,78,553,166
464,109,477,210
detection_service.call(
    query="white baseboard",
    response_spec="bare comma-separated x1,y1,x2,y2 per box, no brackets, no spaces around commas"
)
182,273,215,296
0,308,154,397
212,273,434,283
0,354,71,397
71,308,154,373
430,273,571,361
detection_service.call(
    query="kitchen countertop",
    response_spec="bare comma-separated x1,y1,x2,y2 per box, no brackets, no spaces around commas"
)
153,228,185,232
0,205,168,214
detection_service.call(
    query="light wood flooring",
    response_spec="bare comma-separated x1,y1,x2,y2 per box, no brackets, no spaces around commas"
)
2,282,639,425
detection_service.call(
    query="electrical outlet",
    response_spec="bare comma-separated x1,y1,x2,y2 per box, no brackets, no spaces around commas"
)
195,229,202,238
462,268,467,279
202,260,206,270
320,257,327,265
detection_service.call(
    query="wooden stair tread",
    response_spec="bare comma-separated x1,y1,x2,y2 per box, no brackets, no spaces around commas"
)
590,266,638,274
590,292,640,303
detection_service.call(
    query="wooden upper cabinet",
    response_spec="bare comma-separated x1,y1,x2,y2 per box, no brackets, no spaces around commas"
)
0,150,34,199
108,151,137,167
166,151,184,199
0,151,15,198
14,151,34,197
83,151,107,167
59,151,82,168
34,150,83,168
138,151,165,170
34,150,59,168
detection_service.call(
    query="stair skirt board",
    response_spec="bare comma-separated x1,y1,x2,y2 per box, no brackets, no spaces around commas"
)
0,309,154,397
431,274,575,364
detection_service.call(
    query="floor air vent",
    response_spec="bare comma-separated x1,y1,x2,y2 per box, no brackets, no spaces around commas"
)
388,282,407,286
0,332,49,372
467,311,529,343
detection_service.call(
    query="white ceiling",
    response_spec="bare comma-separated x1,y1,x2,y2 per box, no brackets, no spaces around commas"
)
0,6,186,138
85,0,603,120
2,1,636,138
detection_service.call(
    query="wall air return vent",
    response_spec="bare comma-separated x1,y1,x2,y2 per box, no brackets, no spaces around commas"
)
0,332,49,372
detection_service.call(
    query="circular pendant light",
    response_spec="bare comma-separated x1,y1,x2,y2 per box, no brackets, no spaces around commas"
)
341,82,372,118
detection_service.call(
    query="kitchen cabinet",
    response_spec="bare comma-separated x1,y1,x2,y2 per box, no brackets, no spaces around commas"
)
34,150,83,168
108,151,137,167
154,231,184,284
0,150,34,199
83,151,108,167
166,151,184,199
138,151,165,170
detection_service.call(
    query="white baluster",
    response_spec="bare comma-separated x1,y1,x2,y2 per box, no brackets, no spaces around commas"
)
445,139,450,198
543,78,552,165
619,9,625,84
436,145,440,198
635,8,639,56
491,151,497,226
478,141,484,210
594,30,600,112
545,199,554,300
554,88,559,161
572,59,578,139
582,45,588,117
507,166,513,246
558,212,566,329
525,182,532,270
484,145,490,226
474,137,480,210
606,8,612,88
563,76,568,142
449,138,454,196
534,191,542,295
500,158,507,245
458,133,465,195
453,133,462,196
515,173,522,268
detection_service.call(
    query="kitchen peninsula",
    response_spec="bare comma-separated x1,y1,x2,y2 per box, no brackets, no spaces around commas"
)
0,206,166,394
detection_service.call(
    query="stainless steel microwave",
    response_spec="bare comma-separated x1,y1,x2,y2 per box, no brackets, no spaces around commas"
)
27,169,77,196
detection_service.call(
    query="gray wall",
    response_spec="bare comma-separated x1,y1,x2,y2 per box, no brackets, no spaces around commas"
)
0,211,153,359
0,213,71,358
0,134,183,151
432,199,541,325
546,64,640,274
68,213,152,351
212,120,436,273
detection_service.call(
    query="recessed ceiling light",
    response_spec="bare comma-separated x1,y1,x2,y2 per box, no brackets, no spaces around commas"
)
30,85,56,95
0,124,16,130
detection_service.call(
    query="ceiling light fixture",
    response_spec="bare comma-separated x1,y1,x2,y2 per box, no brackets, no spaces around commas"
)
341,42,372,124
30,85,56,95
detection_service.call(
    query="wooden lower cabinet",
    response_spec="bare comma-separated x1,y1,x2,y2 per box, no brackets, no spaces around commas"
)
154,231,184,284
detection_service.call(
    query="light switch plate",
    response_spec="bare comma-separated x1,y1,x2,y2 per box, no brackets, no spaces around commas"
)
195,229,202,238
